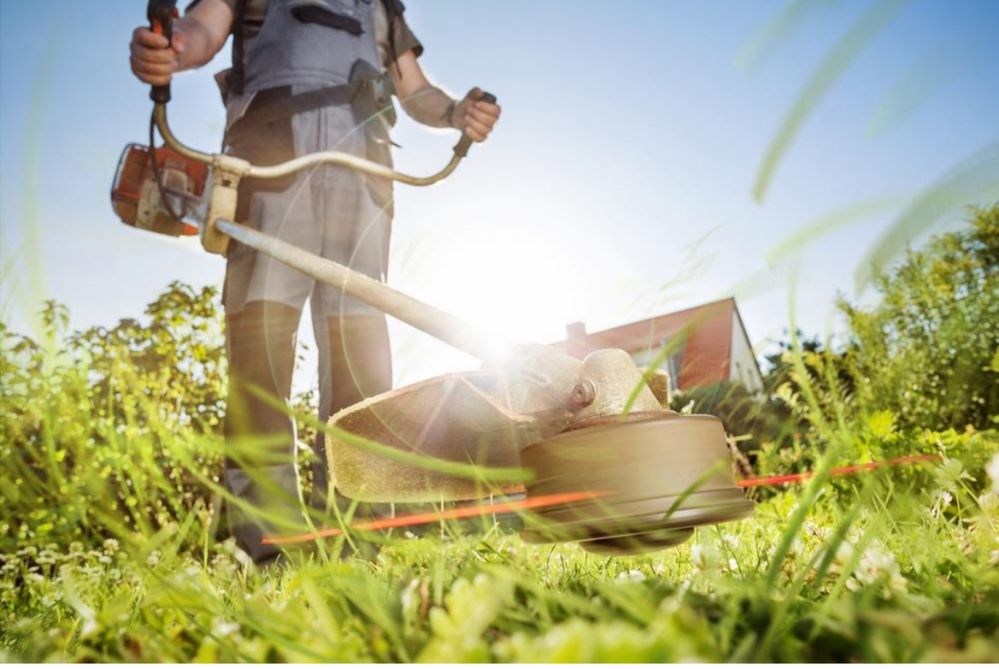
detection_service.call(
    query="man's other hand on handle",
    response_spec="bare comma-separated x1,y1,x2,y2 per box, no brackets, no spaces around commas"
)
452,88,501,142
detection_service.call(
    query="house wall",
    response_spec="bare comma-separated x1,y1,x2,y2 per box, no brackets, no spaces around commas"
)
729,315,763,393
675,304,732,389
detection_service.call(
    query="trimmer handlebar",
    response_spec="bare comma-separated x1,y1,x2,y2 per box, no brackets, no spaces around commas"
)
147,0,179,104
144,0,496,186
453,92,498,158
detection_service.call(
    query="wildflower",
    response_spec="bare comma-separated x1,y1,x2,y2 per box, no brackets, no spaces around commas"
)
930,490,953,519
849,542,907,594
103,538,120,555
146,551,161,567
616,569,645,583
212,618,240,637
35,550,57,566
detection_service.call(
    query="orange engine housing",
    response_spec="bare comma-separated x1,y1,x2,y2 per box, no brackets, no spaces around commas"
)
111,143,207,237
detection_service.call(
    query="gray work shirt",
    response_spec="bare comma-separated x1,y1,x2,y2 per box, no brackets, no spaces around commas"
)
188,0,423,130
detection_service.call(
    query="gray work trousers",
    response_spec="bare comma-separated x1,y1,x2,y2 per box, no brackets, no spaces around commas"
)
221,92,394,563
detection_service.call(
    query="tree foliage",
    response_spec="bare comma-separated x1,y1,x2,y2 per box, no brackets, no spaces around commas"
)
839,206,999,431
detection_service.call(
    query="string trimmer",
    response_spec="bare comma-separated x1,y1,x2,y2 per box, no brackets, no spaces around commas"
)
110,0,753,555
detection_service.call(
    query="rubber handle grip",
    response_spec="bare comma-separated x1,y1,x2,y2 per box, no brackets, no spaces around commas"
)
148,0,178,104
453,92,498,158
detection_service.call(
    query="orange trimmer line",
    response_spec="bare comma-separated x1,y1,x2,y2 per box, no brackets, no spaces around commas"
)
735,453,940,488
262,454,941,545
262,491,607,546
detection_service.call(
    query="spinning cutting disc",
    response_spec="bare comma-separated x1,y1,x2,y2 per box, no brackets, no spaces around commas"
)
520,414,753,554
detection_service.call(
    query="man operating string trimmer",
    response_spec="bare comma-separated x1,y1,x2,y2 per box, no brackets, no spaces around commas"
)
128,0,501,564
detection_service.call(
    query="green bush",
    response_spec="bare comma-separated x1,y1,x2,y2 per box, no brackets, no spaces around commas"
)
839,205,999,431
0,283,227,553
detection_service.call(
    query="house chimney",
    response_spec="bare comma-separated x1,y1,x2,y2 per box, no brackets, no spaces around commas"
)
566,321,587,339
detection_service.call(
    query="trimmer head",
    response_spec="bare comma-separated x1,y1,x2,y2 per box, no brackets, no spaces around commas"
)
327,350,754,554
519,414,753,554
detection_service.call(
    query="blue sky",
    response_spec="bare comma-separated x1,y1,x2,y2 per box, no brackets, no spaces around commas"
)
2,0,997,387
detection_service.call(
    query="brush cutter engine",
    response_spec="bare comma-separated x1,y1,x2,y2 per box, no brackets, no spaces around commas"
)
111,143,206,237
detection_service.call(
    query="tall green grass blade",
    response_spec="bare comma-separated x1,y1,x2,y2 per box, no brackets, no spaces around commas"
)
735,0,835,73
854,143,999,290
752,0,910,202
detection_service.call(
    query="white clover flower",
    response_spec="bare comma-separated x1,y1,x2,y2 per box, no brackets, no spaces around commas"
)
616,569,645,583
103,538,119,555
146,551,161,567
929,489,954,519
853,542,907,594
211,618,240,637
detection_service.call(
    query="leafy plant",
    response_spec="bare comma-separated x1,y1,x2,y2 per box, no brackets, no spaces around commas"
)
839,205,999,432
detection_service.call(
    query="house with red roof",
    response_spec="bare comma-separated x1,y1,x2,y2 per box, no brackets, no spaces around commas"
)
553,297,763,394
